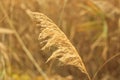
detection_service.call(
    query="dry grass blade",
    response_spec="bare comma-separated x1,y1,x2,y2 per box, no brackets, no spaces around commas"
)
27,10,91,80
0,28,14,34
0,43,6,51
0,43,10,80
0,2,48,80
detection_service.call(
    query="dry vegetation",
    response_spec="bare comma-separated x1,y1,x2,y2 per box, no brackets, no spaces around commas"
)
0,0,120,80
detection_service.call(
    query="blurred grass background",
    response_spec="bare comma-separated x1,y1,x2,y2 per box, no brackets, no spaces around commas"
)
0,0,120,80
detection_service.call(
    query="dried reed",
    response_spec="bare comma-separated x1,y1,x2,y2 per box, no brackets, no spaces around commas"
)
27,10,91,80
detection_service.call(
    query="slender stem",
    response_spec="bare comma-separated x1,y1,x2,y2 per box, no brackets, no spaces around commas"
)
92,53,120,80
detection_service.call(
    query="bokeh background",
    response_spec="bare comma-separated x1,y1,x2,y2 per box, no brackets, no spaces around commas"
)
0,0,120,80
